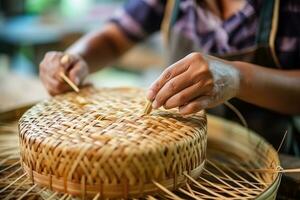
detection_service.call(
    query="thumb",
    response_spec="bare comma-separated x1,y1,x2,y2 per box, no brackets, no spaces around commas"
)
60,54,79,71
68,62,89,86
178,96,213,115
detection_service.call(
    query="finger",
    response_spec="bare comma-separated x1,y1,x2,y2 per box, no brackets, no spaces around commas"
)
40,52,63,80
44,76,71,96
47,53,67,80
152,70,196,109
164,79,213,109
47,79,71,96
147,58,189,101
52,54,78,81
60,54,79,71
68,62,88,86
46,51,63,63
178,96,212,115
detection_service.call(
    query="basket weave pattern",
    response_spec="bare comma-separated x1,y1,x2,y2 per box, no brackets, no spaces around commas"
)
18,88,207,197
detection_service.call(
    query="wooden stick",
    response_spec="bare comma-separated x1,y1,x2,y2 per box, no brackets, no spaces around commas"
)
0,173,26,194
152,180,183,200
59,55,80,93
277,130,288,152
16,184,37,200
143,100,152,115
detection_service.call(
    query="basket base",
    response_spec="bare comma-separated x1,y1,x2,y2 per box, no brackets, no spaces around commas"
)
22,161,206,198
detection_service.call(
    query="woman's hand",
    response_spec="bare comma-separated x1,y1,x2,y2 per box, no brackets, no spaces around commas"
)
39,52,89,96
147,53,240,115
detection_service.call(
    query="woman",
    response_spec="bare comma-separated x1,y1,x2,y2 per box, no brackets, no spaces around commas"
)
40,0,300,154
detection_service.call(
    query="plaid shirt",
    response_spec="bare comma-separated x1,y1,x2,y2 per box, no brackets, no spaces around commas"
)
111,0,300,69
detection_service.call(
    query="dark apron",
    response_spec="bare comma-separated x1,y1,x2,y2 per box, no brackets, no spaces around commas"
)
162,0,299,155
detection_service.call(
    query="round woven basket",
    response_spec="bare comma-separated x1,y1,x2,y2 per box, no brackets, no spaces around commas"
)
18,87,207,198
206,115,281,200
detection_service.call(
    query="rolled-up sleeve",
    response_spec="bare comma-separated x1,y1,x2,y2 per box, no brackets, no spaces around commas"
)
110,0,166,41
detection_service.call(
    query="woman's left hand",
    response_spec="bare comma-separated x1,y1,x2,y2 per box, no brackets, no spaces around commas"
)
147,52,241,115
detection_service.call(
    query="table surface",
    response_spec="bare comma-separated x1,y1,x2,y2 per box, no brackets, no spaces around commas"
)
0,72,49,112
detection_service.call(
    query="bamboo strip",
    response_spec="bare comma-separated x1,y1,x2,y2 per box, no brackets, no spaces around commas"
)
152,181,182,200
205,160,260,193
0,173,26,194
59,72,79,93
45,192,58,200
0,161,19,174
16,184,37,200
0,167,22,181
3,177,30,200
143,100,153,115
178,188,204,200
92,193,100,200
202,168,249,198
183,172,229,199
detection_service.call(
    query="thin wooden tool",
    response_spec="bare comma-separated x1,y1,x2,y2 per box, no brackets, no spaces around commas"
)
143,100,152,115
59,72,79,93
59,55,80,93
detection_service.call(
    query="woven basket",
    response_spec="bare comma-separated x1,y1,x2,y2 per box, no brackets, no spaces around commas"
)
18,87,207,198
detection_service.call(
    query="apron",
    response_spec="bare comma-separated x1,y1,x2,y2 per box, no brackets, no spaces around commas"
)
161,0,299,155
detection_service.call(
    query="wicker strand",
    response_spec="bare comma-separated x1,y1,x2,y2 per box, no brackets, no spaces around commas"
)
152,181,182,200
0,161,19,174
205,160,261,194
0,173,26,194
3,177,30,200
16,184,37,200
45,192,58,200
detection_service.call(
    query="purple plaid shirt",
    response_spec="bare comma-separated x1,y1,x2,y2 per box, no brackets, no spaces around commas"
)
111,0,300,69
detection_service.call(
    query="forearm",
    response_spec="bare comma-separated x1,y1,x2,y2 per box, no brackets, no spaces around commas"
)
66,23,134,73
233,61,300,115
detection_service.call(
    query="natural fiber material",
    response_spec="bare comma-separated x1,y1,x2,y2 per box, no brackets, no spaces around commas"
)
18,87,207,198
1,114,283,200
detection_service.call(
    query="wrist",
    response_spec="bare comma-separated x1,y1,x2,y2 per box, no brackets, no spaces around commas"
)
65,49,92,72
205,56,241,100
231,61,252,100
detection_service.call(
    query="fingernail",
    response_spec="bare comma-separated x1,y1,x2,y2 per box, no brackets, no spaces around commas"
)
146,90,155,101
74,77,80,85
152,100,159,109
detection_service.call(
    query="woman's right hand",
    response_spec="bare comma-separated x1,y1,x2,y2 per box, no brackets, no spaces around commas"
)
39,51,89,96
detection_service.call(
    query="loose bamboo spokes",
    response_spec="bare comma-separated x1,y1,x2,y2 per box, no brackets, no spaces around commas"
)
224,101,248,128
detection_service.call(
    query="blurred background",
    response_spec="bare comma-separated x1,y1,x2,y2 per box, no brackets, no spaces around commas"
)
0,0,165,112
